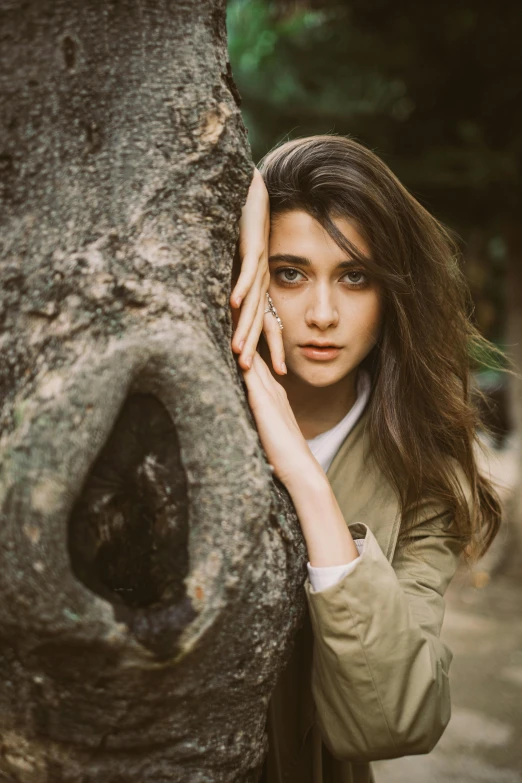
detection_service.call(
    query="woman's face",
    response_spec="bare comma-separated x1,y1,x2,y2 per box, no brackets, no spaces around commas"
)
267,210,383,389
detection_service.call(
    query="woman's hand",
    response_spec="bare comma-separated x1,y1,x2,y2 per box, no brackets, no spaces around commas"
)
242,352,359,567
241,352,320,488
230,168,286,375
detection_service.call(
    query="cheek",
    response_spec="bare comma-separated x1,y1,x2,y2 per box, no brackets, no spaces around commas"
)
352,291,383,343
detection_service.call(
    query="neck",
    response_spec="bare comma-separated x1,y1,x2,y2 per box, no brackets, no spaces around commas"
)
286,371,358,439
263,365,358,443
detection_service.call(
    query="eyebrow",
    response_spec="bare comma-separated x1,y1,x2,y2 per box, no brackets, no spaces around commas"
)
268,253,362,270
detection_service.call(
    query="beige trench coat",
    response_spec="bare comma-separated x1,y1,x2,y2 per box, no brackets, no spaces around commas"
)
261,408,470,783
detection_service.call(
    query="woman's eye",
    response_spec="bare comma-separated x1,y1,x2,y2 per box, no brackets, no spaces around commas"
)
276,268,304,284
343,270,367,286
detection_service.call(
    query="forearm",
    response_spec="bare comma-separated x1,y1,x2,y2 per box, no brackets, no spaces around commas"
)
284,461,359,567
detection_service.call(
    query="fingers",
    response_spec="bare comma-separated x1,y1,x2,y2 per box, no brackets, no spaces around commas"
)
240,351,266,412
237,294,266,370
232,271,286,375
230,167,271,364
242,352,280,400
231,173,269,308
251,351,278,391
250,353,300,429
230,249,263,309
231,265,268,355
262,309,286,375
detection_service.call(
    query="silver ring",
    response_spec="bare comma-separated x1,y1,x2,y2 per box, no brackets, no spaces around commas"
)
264,293,284,330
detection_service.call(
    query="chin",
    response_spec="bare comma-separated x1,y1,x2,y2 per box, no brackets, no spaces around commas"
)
292,368,349,388
307,377,345,388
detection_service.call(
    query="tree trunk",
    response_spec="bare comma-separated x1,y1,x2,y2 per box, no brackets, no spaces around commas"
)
0,2,306,781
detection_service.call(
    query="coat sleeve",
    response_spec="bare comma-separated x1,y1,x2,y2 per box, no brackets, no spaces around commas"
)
304,503,466,762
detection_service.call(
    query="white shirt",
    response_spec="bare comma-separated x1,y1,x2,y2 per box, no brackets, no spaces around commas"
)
305,370,371,592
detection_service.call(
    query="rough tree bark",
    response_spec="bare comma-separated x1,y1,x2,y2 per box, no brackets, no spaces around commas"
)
0,2,307,781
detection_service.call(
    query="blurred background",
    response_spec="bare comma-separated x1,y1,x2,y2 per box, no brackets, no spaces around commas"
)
227,1,522,780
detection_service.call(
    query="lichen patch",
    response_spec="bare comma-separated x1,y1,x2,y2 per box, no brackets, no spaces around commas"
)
199,102,232,145
38,374,64,401
23,524,41,544
31,478,63,515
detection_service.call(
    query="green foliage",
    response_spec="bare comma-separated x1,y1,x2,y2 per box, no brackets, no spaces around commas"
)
227,1,413,158
227,0,522,229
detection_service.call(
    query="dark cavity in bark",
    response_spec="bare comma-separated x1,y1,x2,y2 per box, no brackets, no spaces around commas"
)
68,393,190,612
62,36,76,70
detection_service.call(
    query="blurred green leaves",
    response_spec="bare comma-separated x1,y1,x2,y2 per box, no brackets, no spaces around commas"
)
226,0,414,159
227,0,522,223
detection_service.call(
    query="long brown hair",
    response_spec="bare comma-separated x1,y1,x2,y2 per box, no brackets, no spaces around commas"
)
258,134,501,559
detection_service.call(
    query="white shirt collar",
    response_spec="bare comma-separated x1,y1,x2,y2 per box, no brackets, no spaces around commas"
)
305,370,371,473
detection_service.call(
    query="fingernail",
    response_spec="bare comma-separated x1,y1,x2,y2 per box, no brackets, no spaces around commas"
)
235,295,242,307
238,339,245,352
281,362,287,374
245,356,252,369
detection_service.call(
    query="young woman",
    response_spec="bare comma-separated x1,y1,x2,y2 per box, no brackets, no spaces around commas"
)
229,136,501,783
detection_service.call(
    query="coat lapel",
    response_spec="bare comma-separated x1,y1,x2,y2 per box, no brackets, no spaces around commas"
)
297,410,402,751
326,408,401,563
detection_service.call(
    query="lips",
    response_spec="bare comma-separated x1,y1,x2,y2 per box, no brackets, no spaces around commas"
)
301,343,341,349
299,344,342,361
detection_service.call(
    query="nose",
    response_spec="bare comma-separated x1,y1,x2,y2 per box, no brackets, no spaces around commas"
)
305,282,339,330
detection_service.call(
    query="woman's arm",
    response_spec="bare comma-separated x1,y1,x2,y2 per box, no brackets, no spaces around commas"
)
241,352,359,566
306,509,463,761
285,468,360,567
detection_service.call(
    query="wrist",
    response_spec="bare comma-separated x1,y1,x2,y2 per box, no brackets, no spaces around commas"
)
282,455,330,498
284,464,359,566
